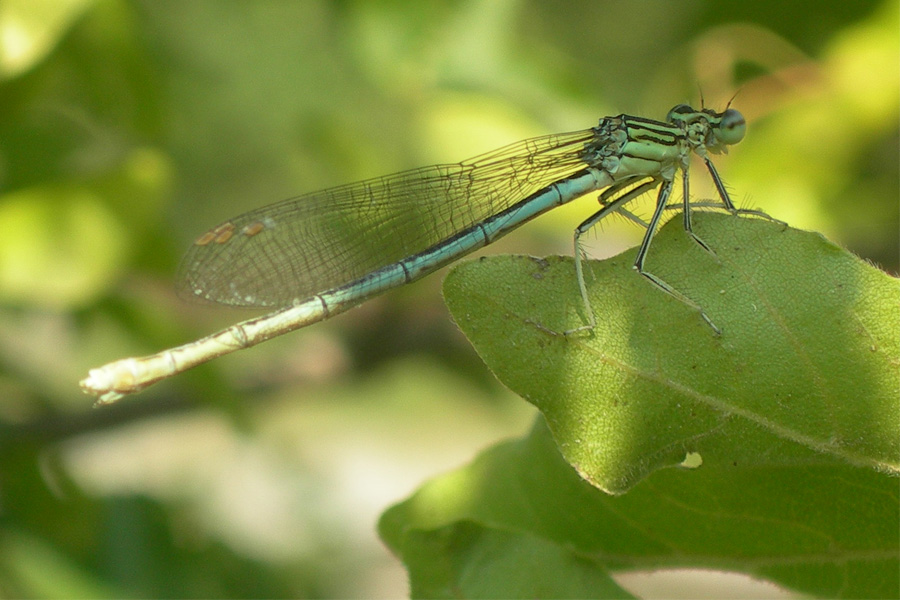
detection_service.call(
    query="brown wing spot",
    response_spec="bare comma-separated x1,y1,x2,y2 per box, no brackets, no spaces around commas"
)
194,231,216,246
195,222,236,246
242,221,266,237
214,223,235,244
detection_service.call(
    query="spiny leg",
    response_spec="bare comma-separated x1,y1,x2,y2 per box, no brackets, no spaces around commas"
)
702,156,738,211
703,157,787,227
681,163,714,254
634,180,721,334
597,178,658,228
566,178,660,333
681,157,783,259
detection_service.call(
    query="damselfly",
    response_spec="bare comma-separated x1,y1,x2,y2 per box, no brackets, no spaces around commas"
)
82,103,764,404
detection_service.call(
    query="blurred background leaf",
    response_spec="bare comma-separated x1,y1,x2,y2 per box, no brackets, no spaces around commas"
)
381,419,898,599
0,0,895,597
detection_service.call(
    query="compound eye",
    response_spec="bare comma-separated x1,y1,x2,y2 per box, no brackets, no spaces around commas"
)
718,108,746,145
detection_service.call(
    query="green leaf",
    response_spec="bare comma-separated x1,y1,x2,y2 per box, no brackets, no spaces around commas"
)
380,420,899,599
383,213,899,597
390,520,633,599
442,212,899,494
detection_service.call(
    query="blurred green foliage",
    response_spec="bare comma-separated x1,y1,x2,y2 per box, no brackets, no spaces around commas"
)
0,0,896,597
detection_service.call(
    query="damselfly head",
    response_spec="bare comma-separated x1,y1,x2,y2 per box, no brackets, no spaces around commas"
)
666,104,746,150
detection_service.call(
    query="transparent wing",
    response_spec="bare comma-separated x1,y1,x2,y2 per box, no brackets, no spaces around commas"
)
177,129,596,307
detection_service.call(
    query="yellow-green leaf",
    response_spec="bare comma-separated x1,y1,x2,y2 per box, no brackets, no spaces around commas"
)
443,212,899,494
